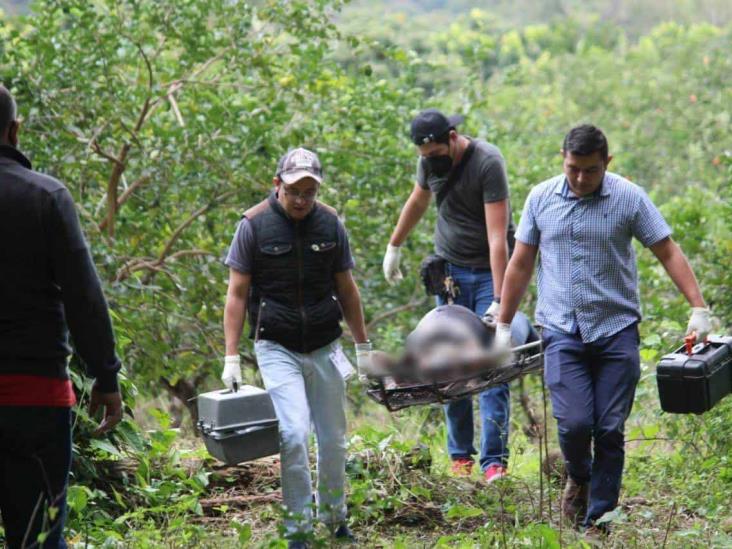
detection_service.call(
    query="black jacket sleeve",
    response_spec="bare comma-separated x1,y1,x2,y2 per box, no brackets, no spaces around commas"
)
49,188,121,392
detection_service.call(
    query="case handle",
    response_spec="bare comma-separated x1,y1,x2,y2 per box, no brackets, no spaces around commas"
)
685,332,696,355
684,331,709,356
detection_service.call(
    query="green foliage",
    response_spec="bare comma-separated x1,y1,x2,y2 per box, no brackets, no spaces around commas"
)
340,0,732,40
1,0,732,545
64,408,211,546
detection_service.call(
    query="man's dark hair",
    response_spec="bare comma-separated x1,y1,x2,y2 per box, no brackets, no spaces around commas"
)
0,85,17,136
563,124,608,160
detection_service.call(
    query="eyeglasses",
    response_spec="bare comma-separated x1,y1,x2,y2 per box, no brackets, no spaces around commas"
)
282,188,318,202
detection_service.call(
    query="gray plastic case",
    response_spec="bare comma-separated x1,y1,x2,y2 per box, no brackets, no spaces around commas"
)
197,385,280,465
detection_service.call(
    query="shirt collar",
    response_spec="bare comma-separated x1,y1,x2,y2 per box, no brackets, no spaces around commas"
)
0,144,32,169
554,174,611,199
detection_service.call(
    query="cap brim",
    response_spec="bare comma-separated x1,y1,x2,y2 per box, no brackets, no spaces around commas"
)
280,170,322,185
447,114,465,126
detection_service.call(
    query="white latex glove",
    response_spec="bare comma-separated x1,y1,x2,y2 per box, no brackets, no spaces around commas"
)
686,307,712,341
481,300,501,329
221,355,242,391
493,322,513,364
382,244,403,285
355,341,374,380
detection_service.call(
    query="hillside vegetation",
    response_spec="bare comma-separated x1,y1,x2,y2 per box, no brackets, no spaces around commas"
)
0,0,730,546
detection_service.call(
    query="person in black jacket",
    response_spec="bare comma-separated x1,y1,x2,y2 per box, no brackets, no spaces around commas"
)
0,85,123,549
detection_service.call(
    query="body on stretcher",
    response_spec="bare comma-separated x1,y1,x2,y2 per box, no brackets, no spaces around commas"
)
362,304,544,411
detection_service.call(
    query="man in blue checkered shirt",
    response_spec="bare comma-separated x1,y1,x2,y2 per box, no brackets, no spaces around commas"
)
495,125,711,533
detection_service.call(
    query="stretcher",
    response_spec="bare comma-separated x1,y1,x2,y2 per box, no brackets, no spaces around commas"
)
364,340,544,412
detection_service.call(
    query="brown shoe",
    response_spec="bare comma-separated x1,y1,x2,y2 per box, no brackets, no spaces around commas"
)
561,477,588,526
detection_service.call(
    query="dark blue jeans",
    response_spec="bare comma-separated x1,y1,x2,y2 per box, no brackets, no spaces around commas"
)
542,323,640,526
438,263,519,471
0,407,71,549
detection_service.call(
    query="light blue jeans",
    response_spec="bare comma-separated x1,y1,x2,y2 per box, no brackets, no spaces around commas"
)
254,339,347,535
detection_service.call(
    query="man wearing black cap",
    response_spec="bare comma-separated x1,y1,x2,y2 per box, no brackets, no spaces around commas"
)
223,147,370,547
383,109,515,483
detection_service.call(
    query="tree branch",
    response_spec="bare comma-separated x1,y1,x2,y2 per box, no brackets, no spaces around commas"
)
90,139,124,167
156,190,235,263
366,291,428,331
103,42,156,238
91,47,230,239
114,191,234,283
98,174,151,231
134,41,154,95
167,249,217,261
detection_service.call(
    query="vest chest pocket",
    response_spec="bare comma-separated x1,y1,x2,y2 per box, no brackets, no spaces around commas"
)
259,243,293,256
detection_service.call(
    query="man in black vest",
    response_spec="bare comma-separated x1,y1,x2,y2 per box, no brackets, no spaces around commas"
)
0,85,122,548
222,148,370,547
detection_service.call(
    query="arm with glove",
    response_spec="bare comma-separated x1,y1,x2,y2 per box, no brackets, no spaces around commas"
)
481,198,510,328
334,270,374,378
649,237,711,341
382,183,432,284
494,242,540,358
222,269,251,391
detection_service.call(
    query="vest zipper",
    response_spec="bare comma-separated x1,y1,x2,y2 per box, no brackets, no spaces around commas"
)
254,299,265,342
295,223,308,351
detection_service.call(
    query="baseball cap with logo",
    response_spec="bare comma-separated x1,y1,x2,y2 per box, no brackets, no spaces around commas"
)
410,109,465,145
276,147,323,185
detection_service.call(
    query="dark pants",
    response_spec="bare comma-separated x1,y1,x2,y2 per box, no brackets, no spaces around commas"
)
0,407,71,548
542,323,640,526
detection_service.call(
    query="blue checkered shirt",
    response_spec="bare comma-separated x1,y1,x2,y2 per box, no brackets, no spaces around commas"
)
515,172,672,342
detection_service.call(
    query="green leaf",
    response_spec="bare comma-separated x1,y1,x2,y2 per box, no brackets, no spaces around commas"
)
445,504,484,520
66,485,89,513
231,520,252,544
90,439,124,458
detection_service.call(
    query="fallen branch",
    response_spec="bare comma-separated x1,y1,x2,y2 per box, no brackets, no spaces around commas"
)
200,494,281,508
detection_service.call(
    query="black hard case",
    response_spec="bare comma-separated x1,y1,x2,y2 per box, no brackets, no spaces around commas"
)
656,335,732,414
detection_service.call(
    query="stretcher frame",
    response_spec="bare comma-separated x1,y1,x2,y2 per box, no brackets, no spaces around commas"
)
365,340,544,411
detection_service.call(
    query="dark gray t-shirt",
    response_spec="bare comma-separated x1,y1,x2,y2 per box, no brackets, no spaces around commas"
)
417,138,514,269
225,217,355,274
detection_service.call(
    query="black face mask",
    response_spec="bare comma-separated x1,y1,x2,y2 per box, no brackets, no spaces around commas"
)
424,141,454,177
426,154,452,177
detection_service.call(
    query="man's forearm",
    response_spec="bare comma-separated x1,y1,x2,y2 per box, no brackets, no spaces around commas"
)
488,238,508,298
338,289,368,343
658,243,706,308
497,243,538,325
389,191,429,246
498,262,533,324
224,295,247,355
